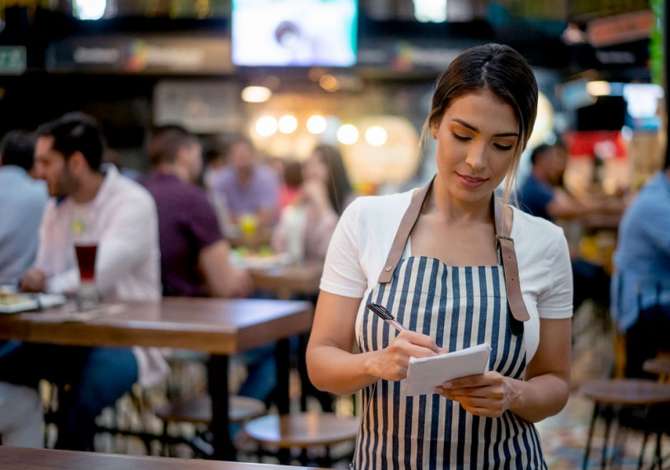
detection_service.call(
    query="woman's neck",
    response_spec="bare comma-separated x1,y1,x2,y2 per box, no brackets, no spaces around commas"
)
431,176,492,224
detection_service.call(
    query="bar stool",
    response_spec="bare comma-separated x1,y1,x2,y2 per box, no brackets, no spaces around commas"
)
156,395,265,456
580,379,670,469
243,412,359,466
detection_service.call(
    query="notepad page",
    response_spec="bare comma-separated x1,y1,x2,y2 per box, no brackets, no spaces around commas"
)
403,343,491,396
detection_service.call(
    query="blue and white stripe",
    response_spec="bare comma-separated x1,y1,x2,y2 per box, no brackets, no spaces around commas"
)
354,256,547,469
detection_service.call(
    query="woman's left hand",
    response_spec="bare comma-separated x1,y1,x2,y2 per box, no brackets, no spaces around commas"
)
435,371,521,418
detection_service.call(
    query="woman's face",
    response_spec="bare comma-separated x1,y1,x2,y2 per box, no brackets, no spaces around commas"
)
303,151,329,183
432,88,520,205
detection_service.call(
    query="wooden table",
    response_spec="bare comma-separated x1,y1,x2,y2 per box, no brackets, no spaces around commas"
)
0,446,326,469
249,263,322,300
0,298,313,460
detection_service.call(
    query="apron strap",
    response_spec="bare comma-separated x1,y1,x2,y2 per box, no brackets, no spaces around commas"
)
494,199,530,322
377,178,432,284
378,177,529,322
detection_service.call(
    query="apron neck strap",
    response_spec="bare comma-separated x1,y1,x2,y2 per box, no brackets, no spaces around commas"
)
377,176,529,322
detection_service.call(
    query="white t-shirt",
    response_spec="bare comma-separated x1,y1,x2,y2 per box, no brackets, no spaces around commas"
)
35,165,167,386
320,189,573,361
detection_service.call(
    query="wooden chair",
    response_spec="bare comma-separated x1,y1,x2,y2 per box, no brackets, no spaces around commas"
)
243,412,359,466
580,379,670,469
156,395,265,457
643,355,670,383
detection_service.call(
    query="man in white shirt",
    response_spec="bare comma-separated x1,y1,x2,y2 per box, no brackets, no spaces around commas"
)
0,113,163,451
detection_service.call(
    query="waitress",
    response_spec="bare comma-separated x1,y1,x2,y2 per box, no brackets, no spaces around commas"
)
307,43,572,469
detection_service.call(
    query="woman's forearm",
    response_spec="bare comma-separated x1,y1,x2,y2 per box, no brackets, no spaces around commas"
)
307,344,381,395
507,373,570,422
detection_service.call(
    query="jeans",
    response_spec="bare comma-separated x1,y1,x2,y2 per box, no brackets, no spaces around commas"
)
238,343,276,403
0,344,138,451
624,304,670,379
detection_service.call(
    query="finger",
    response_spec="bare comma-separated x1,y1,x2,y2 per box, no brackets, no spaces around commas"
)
444,373,499,389
464,407,499,418
447,386,503,399
404,344,438,359
400,331,439,352
449,397,499,409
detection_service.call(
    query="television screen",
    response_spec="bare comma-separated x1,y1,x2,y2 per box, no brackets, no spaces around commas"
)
232,0,358,67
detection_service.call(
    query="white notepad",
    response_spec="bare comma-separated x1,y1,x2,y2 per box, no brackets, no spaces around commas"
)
403,343,491,395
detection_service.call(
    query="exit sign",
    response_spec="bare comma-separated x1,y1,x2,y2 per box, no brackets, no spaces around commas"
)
0,46,26,75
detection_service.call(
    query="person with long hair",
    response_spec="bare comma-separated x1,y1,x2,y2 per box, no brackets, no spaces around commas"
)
307,44,572,468
273,145,353,262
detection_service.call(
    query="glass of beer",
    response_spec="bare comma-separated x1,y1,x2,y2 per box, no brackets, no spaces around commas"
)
74,241,99,309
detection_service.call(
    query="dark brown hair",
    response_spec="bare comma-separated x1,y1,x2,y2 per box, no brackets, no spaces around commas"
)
425,43,538,199
312,144,353,215
148,125,198,167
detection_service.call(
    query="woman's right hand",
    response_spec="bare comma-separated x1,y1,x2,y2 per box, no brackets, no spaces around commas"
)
366,330,440,381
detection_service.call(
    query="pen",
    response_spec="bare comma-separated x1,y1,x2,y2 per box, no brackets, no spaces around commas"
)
366,303,407,333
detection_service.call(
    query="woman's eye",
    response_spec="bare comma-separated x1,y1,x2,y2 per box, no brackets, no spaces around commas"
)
494,143,513,151
452,133,471,142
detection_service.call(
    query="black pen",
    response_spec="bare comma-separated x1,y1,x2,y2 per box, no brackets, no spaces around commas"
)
366,303,407,333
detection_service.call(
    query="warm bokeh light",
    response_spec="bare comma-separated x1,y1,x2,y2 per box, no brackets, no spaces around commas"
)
278,114,298,134
337,124,359,145
255,115,278,137
365,126,388,147
242,86,272,103
306,115,328,135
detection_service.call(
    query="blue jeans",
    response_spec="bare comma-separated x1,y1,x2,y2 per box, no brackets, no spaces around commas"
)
0,344,137,450
238,343,276,403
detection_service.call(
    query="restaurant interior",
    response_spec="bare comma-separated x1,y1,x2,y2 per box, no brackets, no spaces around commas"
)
0,0,668,469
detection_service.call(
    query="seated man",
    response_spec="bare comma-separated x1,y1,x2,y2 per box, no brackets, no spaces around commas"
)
612,159,670,378
517,142,611,312
142,126,251,297
211,137,280,230
1,113,165,451
0,131,46,447
142,127,274,403
0,130,47,286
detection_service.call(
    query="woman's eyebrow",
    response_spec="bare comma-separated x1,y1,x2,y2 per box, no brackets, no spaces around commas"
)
451,118,518,137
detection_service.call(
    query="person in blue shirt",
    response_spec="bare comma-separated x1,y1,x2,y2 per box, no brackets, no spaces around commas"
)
517,142,611,313
0,130,48,286
0,131,47,447
612,158,670,378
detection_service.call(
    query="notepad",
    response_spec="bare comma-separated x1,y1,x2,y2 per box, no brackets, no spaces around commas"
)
403,343,491,395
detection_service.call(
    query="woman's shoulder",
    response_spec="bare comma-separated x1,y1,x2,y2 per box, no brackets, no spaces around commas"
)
337,190,415,240
350,189,414,212
511,205,567,250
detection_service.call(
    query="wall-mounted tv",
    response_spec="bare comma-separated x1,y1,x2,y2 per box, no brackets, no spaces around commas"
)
232,0,358,67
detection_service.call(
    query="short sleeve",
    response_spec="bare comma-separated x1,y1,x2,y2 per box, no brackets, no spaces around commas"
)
537,232,573,318
188,192,224,251
518,178,555,219
319,199,367,298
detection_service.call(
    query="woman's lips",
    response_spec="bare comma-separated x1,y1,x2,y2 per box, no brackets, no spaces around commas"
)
455,172,489,189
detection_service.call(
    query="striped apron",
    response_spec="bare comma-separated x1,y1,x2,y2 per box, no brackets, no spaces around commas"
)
353,181,546,469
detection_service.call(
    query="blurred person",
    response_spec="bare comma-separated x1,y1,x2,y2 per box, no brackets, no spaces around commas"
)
272,145,353,262
611,158,670,378
0,382,43,447
517,142,610,312
1,112,166,451
0,131,47,286
203,138,229,191
276,159,303,209
142,126,251,297
0,132,47,448
210,137,280,229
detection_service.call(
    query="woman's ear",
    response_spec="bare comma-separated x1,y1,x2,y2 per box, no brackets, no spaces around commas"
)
430,121,438,139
